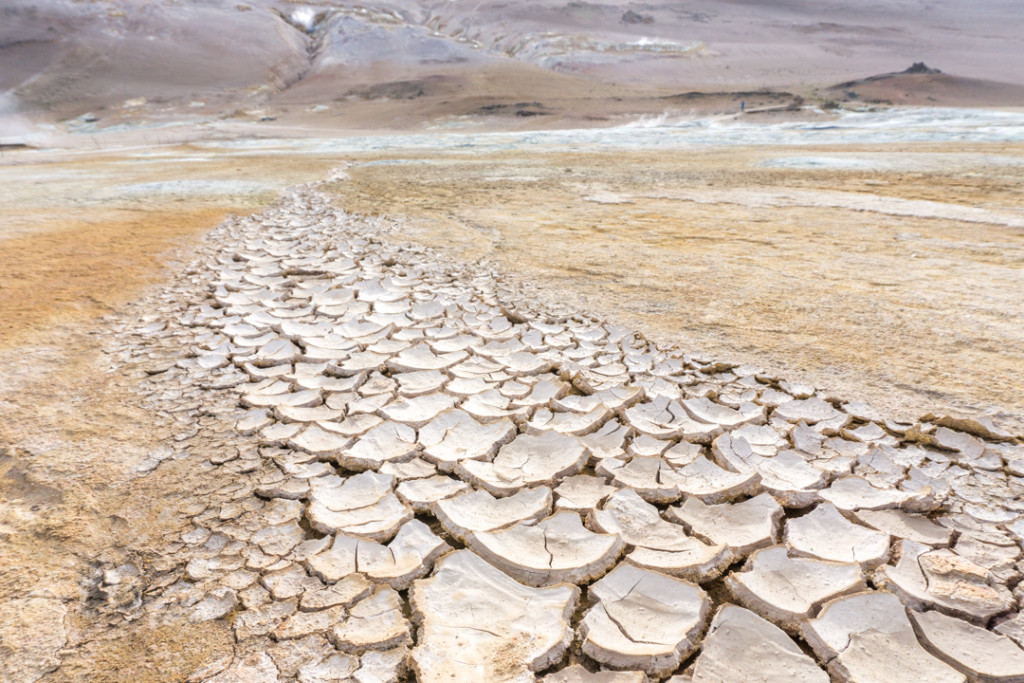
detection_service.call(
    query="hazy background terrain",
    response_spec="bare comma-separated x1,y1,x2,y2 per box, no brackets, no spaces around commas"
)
4,0,1024,142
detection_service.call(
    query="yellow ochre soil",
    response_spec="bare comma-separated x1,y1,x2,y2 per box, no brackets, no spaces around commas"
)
0,150,338,348
0,148,338,682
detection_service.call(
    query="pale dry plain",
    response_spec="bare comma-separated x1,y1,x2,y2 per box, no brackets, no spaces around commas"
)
2,120,1024,680
4,133,1023,427
331,140,1024,431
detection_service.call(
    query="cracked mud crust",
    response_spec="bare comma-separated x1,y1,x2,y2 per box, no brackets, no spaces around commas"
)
2,155,1024,682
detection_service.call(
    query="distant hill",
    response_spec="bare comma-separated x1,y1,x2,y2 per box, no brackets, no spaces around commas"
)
2,0,1023,131
825,64,1024,107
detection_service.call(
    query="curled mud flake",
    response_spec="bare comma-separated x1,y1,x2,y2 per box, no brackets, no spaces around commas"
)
673,455,761,503
396,474,469,513
624,397,722,443
725,546,866,634
875,539,1014,624
852,507,952,546
553,474,618,514
773,398,849,429
460,388,532,422
338,421,418,471
596,456,683,504
311,519,450,590
386,343,467,373
668,492,783,563
580,563,710,677
819,475,936,512
305,472,412,542
909,609,1024,682
756,450,829,508
589,489,730,582
579,420,630,461
682,397,766,429
457,430,588,496
410,550,578,681
803,592,965,683
418,409,516,471
433,485,553,541
394,369,448,397
300,574,373,612
378,392,457,429
527,406,612,437
467,510,624,586
691,605,828,683
784,502,891,569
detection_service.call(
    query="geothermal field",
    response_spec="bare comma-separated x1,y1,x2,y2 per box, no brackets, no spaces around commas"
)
2,2,1024,682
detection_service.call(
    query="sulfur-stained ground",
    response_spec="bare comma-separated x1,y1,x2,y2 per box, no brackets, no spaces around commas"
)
0,148,339,682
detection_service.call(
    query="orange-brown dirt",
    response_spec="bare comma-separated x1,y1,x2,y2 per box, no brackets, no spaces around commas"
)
0,318,239,683
0,148,339,681
0,207,228,348
0,150,337,347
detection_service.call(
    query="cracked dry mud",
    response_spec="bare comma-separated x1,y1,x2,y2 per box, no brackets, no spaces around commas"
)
4,172,1024,683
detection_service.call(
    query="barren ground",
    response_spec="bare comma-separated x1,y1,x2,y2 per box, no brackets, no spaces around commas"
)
3,3,1024,678
0,148,339,681
1,125,1023,679
329,142,1024,431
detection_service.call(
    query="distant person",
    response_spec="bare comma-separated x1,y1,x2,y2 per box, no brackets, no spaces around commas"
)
741,101,745,112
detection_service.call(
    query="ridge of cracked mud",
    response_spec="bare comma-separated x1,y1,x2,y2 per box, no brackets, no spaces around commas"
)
81,175,1024,682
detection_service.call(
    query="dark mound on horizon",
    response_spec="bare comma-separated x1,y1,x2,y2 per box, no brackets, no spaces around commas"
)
826,63,1024,107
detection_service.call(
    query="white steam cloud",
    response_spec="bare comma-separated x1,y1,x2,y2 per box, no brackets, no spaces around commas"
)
291,7,317,32
0,93,38,143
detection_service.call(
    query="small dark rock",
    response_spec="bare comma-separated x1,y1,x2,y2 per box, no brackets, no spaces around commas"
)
622,9,654,24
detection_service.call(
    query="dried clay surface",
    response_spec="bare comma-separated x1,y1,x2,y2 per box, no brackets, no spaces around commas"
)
2,170,1023,683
